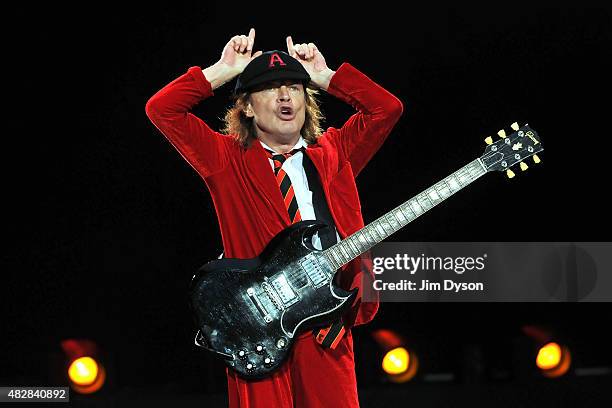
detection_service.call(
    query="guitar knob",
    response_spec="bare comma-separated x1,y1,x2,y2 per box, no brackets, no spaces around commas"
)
245,362,256,372
263,355,275,367
276,338,287,349
255,344,265,354
237,349,248,360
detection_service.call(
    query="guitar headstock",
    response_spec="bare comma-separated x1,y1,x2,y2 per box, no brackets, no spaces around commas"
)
480,122,543,178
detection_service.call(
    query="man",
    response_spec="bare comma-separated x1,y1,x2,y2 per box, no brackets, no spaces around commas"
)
146,28,403,407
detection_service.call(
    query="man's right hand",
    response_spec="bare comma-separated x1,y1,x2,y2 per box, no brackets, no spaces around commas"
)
204,28,262,90
220,28,263,73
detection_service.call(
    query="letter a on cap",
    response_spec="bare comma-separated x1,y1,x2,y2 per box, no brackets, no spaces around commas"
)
269,53,287,68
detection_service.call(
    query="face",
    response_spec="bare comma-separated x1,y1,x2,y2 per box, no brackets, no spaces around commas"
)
245,80,306,143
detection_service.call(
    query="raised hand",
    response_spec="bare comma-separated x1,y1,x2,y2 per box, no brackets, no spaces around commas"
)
286,36,335,90
219,28,263,75
205,28,263,90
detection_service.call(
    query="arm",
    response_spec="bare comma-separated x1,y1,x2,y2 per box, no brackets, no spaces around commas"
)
145,66,229,178
325,63,404,177
286,37,403,176
145,29,263,178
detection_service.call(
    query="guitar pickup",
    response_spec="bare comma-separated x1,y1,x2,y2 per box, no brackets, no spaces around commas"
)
270,274,298,307
300,256,328,288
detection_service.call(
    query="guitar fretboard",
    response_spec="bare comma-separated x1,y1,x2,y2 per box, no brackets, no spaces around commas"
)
323,159,487,269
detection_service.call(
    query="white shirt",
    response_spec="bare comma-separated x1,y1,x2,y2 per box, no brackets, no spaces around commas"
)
260,137,341,250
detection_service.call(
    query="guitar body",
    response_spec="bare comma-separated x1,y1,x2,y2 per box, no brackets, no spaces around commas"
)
189,220,357,379
189,123,543,380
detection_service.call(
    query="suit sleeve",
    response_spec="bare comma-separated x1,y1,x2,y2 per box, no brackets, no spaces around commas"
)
324,63,404,176
145,66,231,178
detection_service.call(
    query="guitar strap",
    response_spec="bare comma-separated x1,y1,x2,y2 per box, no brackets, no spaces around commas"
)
302,153,347,349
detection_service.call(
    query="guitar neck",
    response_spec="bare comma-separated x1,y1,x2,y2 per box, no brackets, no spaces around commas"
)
323,158,488,269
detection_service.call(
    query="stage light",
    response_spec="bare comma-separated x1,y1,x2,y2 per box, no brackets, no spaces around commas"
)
536,342,571,378
522,326,572,379
372,329,419,383
61,339,106,394
536,342,561,370
68,356,99,386
382,347,410,375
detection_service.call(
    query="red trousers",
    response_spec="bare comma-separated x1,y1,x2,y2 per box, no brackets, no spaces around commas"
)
226,330,359,407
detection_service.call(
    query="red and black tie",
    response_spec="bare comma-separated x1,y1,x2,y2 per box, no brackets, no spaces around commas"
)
265,146,346,350
265,147,304,224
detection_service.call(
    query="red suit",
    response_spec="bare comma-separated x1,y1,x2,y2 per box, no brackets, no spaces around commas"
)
146,62,403,407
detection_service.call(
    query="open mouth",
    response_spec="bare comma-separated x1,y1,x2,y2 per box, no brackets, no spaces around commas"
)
278,106,295,121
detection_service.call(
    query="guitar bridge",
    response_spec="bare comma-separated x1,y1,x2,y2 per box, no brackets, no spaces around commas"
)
246,287,273,323
262,281,284,311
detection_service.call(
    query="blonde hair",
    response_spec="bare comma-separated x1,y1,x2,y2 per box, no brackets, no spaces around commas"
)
221,86,324,148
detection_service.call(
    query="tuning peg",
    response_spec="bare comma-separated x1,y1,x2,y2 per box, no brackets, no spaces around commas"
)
506,169,515,179
485,136,493,145
520,162,528,171
511,122,520,131
497,129,506,138
533,154,541,164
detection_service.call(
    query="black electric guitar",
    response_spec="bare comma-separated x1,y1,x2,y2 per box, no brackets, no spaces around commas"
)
189,122,543,379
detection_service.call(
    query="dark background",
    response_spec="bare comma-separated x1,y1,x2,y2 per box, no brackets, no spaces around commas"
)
3,3,611,407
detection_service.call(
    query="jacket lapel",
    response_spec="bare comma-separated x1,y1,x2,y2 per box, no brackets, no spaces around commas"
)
304,146,328,187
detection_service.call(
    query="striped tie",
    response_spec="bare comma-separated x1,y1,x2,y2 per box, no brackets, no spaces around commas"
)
265,146,346,350
265,147,304,224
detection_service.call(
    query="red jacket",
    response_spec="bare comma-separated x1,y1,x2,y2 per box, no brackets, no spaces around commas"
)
146,63,403,327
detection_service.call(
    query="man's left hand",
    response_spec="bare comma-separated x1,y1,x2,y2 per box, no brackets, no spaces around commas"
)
286,36,335,91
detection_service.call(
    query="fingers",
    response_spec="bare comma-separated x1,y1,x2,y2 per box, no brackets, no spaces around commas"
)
247,28,255,52
287,37,318,60
286,36,296,57
295,44,307,59
230,34,250,54
252,50,263,59
293,43,301,57
292,42,304,58
230,28,256,54
307,43,317,59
